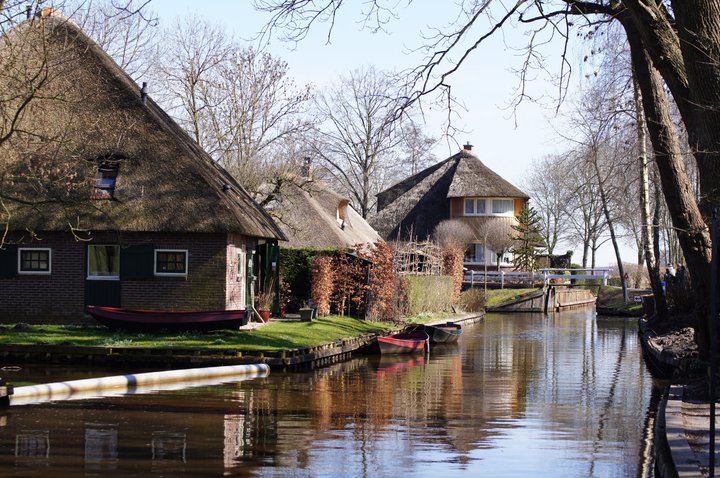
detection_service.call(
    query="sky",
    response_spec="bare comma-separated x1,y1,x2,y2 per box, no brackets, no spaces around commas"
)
146,1,634,268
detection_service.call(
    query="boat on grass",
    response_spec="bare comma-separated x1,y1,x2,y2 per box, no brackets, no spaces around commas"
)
424,322,462,344
85,305,249,332
376,329,429,354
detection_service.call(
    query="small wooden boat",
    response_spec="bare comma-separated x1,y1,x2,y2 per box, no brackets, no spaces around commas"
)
376,329,428,354
425,322,462,344
85,305,248,332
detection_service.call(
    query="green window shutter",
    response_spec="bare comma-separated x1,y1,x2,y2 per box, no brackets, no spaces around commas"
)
120,245,154,279
0,245,18,277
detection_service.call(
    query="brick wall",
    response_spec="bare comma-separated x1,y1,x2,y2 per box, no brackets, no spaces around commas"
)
0,231,242,324
0,232,86,324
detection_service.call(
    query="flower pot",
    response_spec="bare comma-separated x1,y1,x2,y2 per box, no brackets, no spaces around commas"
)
258,310,271,323
299,307,315,322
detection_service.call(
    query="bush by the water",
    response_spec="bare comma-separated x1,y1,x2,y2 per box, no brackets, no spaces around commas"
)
459,288,486,312
405,275,454,315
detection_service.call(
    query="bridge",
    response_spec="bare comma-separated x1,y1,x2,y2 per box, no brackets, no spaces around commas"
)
463,268,610,288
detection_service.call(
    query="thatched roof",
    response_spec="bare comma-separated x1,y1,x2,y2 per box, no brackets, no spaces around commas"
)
268,180,380,249
373,148,528,240
0,14,285,240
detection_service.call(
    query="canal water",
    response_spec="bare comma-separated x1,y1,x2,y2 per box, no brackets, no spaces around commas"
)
0,309,661,477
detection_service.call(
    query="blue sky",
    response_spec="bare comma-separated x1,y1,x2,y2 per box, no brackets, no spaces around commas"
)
147,1,632,268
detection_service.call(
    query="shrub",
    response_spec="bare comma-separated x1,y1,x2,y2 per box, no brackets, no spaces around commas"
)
331,254,367,316
405,275,454,315
459,287,486,312
360,241,400,321
280,248,335,311
442,247,465,304
311,256,334,316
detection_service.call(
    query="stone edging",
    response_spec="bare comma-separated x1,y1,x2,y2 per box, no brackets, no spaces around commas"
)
665,385,704,477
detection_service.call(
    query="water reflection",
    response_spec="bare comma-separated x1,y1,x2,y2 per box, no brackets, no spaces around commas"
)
0,309,659,476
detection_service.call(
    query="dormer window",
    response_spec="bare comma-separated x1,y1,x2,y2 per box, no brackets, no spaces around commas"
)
337,199,349,229
91,155,123,199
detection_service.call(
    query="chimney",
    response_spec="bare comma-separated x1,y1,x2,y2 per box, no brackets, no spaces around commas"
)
463,142,473,152
140,82,148,105
301,156,312,179
26,5,32,19
38,7,58,17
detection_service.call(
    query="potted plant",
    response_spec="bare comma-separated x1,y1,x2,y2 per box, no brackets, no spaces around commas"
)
255,280,275,323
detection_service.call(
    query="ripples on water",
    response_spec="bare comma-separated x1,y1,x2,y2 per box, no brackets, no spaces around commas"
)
0,309,660,477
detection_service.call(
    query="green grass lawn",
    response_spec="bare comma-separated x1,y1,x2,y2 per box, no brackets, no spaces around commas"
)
484,288,539,308
0,316,398,353
596,285,647,313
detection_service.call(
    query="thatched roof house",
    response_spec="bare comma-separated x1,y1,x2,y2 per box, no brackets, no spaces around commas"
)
268,180,380,249
0,12,285,322
0,13,284,240
373,144,529,269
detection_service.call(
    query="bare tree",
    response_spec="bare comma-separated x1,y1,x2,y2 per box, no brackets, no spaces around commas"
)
207,47,314,196
523,154,572,256
153,18,315,198
481,220,516,270
314,66,422,219
398,121,437,176
562,153,607,268
154,17,230,149
71,0,158,80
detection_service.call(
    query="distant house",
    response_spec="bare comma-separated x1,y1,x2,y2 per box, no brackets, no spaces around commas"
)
0,13,285,323
268,179,381,250
373,144,529,270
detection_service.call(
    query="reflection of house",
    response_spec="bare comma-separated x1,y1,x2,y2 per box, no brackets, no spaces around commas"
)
269,180,380,249
0,13,284,323
373,144,529,270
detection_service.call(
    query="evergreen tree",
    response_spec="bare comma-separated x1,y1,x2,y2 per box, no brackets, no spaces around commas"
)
511,206,546,272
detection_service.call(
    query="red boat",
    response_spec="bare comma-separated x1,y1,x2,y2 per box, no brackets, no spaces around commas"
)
85,305,249,332
376,329,429,354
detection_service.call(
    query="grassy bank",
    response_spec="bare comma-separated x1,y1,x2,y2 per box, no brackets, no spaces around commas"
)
0,316,397,353
484,288,539,308
596,285,646,314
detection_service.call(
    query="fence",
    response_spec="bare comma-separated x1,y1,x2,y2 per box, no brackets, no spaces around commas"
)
463,268,610,288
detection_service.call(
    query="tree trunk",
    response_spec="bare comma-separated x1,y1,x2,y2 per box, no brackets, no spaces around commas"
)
633,75,667,317
623,16,713,356
669,1,720,219
653,178,662,267
590,148,627,304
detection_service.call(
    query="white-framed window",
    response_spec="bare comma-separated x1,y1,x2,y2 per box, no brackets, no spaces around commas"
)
464,243,485,264
18,248,51,275
464,198,486,216
487,249,513,265
154,249,188,277
464,198,514,217
492,199,514,215
88,244,120,280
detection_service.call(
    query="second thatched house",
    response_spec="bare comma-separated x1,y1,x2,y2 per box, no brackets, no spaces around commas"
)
372,144,530,270
267,178,380,250
0,12,286,323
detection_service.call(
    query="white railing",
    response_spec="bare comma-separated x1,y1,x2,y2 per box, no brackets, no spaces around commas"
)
463,268,610,287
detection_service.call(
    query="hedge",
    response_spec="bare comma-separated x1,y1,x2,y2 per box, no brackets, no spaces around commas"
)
280,248,336,311
405,275,454,315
